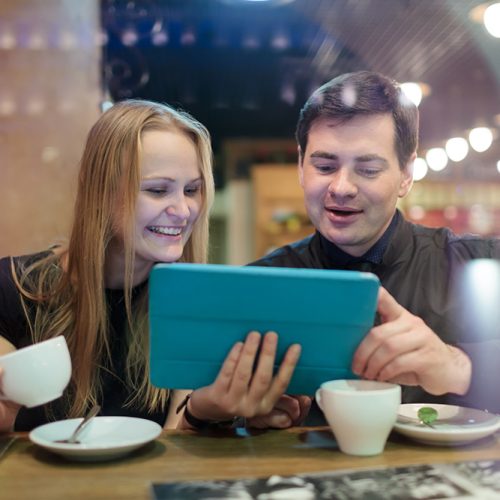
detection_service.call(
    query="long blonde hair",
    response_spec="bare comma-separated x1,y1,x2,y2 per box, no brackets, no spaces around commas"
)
14,100,214,418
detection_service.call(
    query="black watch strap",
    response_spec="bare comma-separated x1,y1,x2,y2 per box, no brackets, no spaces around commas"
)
176,393,238,430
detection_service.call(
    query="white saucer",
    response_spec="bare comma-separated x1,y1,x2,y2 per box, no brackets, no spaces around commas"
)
29,416,162,461
394,403,500,446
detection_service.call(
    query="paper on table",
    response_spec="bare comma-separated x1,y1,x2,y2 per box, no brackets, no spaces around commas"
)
151,459,500,499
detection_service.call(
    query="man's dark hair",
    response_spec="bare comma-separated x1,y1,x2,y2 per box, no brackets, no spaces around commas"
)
296,71,419,169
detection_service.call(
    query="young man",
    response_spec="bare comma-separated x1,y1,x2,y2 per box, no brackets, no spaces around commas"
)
251,71,500,414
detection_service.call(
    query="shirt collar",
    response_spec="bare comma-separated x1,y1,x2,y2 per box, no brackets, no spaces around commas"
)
319,210,400,266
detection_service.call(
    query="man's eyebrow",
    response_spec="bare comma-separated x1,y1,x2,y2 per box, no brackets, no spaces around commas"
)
310,151,339,161
355,154,389,165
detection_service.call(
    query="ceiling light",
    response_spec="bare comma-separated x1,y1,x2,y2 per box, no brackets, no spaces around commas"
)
121,28,138,46
400,82,431,107
152,29,168,46
426,148,448,171
445,137,469,162
469,127,493,152
469,2,500,38
412,157,428,181
484,2,500,37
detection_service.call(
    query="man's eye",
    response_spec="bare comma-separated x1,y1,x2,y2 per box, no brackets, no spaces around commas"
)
358,168,380,177
315,165,336,173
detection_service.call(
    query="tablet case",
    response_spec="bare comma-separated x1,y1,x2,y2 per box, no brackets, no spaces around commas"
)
149,263,380,395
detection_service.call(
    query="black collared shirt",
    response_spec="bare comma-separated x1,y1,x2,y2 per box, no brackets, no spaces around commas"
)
250,210,500,414
319,210,400,268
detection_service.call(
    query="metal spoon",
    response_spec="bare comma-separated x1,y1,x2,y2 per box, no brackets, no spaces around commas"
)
55,404,101,444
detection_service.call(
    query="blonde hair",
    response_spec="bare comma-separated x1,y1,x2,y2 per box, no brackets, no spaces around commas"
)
14,100,214,418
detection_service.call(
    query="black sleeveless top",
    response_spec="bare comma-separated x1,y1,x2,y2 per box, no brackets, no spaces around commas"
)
0,253,169,431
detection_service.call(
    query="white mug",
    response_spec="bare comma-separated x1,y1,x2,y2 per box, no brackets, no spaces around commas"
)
316,379,401,456
0,336,72,408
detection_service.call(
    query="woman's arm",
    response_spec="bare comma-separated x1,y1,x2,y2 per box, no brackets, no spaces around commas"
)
163,389,191,429
0,336,21,433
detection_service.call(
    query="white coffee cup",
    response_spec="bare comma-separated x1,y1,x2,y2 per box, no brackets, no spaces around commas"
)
0,336,72,408
316,379,401,456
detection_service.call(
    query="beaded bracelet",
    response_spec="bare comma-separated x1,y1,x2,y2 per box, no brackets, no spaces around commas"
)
175,393,239,430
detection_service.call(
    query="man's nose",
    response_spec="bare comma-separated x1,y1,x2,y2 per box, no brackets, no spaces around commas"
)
327,170,357,198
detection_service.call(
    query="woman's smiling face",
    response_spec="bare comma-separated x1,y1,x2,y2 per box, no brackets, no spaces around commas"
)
106,128,203,287
133,129,203,268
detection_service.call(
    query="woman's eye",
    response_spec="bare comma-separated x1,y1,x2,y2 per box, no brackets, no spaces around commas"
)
185,184,202,196
145,188,167,195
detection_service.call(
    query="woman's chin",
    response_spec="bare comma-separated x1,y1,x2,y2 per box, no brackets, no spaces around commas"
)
153,249,183,264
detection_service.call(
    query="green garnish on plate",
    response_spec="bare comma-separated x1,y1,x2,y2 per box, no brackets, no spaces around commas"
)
418,406,438,428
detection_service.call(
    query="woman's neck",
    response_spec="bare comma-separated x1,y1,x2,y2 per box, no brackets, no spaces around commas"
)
104,243,152,289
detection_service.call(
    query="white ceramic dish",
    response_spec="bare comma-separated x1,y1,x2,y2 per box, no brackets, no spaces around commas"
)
394,403,500,446
29,416,162,461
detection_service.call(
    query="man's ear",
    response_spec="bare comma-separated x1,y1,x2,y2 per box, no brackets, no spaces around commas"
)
298,146,304,187
398,152,416,198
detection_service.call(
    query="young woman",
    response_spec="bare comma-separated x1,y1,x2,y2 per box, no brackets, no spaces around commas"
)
0,100,306,432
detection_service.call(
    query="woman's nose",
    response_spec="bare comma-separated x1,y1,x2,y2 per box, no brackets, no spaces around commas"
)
165,196,190,219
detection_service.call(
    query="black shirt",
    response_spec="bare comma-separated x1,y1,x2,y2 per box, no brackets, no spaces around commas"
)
250,210,500,413
0,253,169,431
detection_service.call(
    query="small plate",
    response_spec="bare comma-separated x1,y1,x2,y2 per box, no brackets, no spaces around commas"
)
29,416,162,461
394,403,500,446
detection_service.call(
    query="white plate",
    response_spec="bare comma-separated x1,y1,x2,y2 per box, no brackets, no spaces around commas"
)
29,416,162,461
394,403,500,446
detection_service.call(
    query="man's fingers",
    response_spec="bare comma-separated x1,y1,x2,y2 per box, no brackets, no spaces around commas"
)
360,330,422,379
247,409,292,429
377,287,405,323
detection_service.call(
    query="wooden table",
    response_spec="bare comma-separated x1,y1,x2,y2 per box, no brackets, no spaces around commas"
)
2,427,500,499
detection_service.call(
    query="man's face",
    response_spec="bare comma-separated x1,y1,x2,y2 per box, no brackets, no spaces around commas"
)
299,113,413,257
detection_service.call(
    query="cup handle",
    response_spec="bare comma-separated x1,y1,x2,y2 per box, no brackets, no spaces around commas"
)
315,389,323,411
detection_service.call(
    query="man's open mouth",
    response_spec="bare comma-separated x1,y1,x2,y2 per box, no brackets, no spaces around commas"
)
326,208,362,217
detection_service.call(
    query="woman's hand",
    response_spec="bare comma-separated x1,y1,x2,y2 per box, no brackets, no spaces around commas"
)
0,367,21,433
181,331,301,428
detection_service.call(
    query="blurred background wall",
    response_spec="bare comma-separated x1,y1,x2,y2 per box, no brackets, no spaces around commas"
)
0,0,101,256
1,0,499,264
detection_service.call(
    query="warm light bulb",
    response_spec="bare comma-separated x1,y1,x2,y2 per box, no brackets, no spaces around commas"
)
445,137,469,162
412,157,428,181
497,160,500,174
484,2,500,38
426,148,448,171
469,127,493,152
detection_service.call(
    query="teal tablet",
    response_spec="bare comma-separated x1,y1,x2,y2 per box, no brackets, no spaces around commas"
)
149,263,380,395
